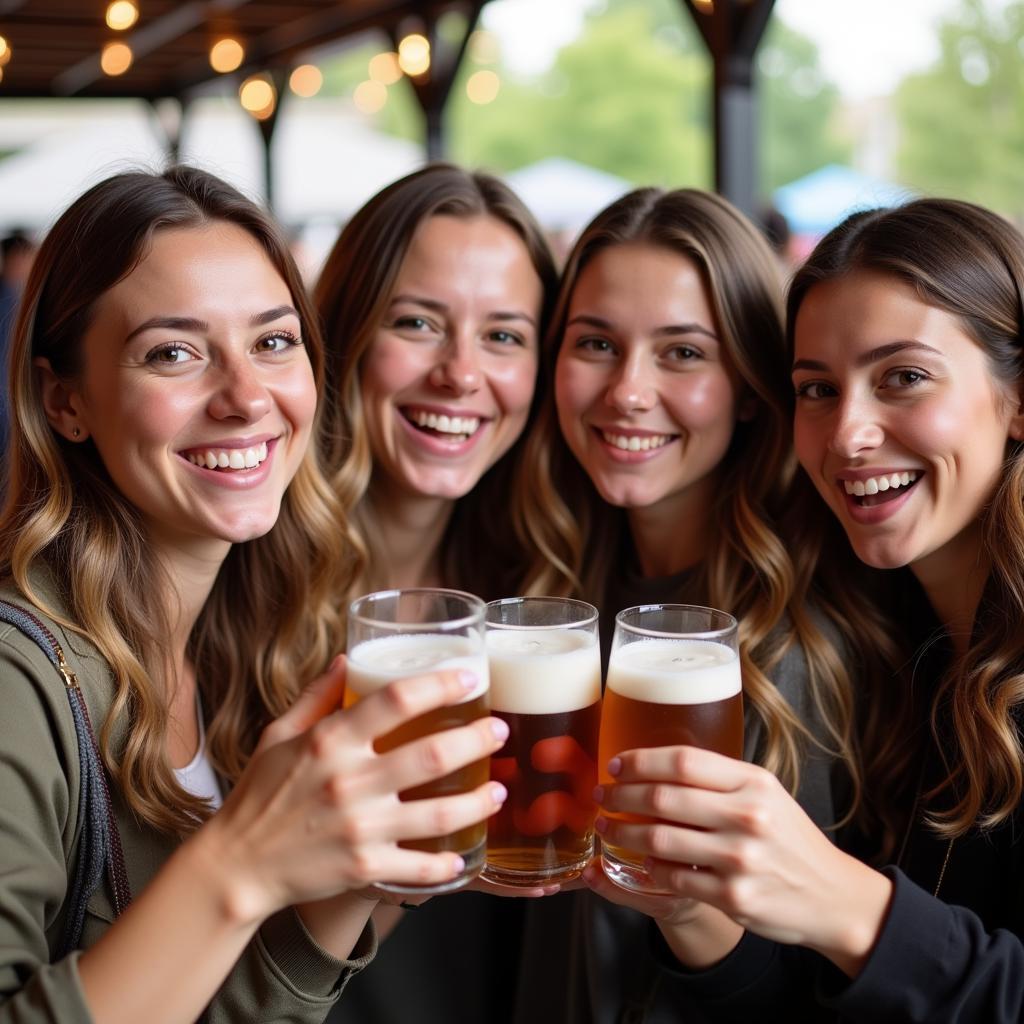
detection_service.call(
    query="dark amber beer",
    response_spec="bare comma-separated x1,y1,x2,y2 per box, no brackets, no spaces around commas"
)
483,599,602,886
599,606,742,894
347,591,490,894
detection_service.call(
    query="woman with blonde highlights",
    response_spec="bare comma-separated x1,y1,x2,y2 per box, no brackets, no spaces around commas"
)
0,166,509,1023
603,198,1024,1022
514,187,856,1023
315,162,576,1024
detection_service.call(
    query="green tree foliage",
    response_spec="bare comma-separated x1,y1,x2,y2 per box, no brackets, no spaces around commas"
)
317,1,847,199
895,0,1024,216
757,17,851,192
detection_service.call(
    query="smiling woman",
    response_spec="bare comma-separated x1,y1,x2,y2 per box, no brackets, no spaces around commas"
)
0,166,512,1023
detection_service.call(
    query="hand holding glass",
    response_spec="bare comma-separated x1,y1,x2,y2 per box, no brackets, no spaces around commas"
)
345,588,491,894
598,604,743,894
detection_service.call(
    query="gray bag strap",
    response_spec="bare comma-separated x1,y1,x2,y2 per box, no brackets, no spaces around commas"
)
0,599,132,956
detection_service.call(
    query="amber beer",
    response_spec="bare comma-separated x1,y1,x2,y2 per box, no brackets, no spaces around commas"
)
482,625,602,885
599,632,742,894
346,589,490,895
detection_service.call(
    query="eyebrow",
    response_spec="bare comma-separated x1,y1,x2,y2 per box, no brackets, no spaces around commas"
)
389,294,536,326
792,340,943,373
123,305,299,345
566,313,718,340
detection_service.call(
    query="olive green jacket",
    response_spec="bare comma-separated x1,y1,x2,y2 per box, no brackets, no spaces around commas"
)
0,575,376,1023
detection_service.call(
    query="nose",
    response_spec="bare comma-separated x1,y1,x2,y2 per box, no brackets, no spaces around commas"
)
827,395,884,458
428,336,481,395
206,357,272,422
606,353,656,414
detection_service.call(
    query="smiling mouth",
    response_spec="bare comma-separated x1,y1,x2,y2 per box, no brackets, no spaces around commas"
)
402,408,483,442
598,429,676,452
843,470,920,507
183,441,269,471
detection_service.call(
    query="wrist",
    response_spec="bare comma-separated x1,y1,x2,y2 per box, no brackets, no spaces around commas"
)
183,817,278,930
657,904,745,969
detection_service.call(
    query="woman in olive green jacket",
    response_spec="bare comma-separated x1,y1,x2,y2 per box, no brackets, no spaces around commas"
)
0,166,508,1023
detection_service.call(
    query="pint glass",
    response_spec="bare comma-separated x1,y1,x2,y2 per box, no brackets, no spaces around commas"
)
598,604,742,894
482,597,602,886
346,588,490,894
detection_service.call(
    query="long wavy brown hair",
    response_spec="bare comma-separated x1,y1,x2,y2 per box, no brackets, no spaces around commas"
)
0,166,346,836
524,187,858,804
787,197,1024,852
314,163,575,608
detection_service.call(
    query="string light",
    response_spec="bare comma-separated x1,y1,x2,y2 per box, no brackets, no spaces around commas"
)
0,36,11,67
209,37,244,73
397,33,430,77
466,70,500,105
353,80,387,114
289,64,322,97
369,52,402,85
105,1,139,31
239,74,276,120
100,41,133,76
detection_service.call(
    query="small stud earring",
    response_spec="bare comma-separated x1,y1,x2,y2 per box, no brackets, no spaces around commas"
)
72,427,81,439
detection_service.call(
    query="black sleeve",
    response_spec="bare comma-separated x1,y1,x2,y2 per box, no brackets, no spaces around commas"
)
650,868,1024,1023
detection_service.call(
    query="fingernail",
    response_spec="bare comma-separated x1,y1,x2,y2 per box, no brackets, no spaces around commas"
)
594,815,608,834
451,856,466,875
593,785,604,803
607,757,622,777
458,671,478,691
490,782,508,803
490,718,510,741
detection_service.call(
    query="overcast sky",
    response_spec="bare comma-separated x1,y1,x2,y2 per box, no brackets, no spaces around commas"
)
482,0,964,100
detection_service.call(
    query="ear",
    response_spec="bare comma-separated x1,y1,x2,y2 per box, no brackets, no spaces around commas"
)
33,357,89,442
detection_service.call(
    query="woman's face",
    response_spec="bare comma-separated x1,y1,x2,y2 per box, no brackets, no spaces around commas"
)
792,269,1023,574
555,242,743,516
360,214,542,501
49,221,317,555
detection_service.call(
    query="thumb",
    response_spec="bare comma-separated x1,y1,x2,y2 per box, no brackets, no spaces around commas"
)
256,655,347,751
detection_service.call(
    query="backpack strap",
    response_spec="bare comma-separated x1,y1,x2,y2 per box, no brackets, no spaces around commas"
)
0,599,132,956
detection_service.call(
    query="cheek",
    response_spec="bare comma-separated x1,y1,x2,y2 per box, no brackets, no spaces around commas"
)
668,374,737,434
554,358,599,427
490,355,538,417
361,337,423,402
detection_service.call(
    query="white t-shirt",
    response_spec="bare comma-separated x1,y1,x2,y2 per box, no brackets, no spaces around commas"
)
173,695,223,810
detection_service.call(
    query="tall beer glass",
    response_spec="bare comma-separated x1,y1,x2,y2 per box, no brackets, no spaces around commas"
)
598,604,742,894
482,597,602,886
346,588,490,894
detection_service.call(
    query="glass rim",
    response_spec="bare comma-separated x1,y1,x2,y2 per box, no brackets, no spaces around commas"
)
349,587,486,631
485,595,599,629
614,603,737,642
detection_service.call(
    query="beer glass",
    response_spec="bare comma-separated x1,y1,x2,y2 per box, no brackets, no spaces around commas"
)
346,588,490,894
598,604,742,894
482,597,602,886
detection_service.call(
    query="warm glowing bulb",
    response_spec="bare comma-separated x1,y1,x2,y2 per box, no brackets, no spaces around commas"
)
397,33,430,77
0,36,11,66
105,1,139,31
289,64,322,97
466,69,500,105
239,75,276,118
369,51,402,85
100,41,133,76
353,80,387,114
693,0,714,10
210,37,244,73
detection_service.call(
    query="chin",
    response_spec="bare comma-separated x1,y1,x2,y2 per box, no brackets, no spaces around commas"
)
849,540,914,571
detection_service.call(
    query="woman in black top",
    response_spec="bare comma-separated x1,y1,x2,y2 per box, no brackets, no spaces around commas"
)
586,197,1024,1022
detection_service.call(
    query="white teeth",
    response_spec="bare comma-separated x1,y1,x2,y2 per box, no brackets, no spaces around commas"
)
187,442,269,472
843,471,918,496
602,430,671,451
411,410,481,436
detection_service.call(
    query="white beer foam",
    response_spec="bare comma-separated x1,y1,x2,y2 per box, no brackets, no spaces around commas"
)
487,628,601,715
347,633,489,701
606,639,740,705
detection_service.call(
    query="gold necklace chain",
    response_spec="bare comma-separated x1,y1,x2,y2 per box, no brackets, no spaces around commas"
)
933,837,955,898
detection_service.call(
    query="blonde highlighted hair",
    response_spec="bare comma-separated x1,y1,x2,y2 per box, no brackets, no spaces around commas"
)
0,166,346,836
314,163,575,608
527,187,859,804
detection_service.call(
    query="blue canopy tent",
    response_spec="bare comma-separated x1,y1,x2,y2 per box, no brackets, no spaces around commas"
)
773,164,912,238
